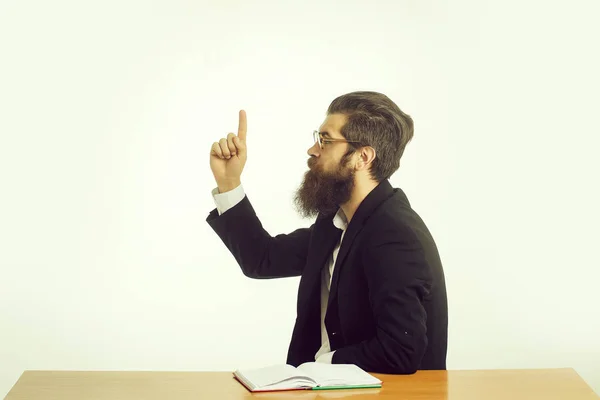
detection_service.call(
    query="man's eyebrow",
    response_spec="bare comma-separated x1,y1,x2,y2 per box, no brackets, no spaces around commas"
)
319,131,331,138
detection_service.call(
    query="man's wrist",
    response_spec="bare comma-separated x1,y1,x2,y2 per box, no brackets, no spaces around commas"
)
217,180,241,193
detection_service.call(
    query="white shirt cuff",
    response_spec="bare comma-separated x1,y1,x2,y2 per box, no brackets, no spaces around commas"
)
211,184,245,215
316,350,336,364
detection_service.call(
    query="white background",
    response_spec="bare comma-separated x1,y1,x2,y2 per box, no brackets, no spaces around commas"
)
1,0,599,397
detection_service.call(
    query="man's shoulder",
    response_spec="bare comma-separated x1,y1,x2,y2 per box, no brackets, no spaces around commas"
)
368,188,415,222
363,188,433,240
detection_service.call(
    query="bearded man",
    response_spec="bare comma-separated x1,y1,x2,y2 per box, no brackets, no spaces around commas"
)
206,91,448,374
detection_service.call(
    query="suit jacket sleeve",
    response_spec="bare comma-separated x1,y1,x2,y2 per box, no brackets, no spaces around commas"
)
331,224,432,373
206,195,312,279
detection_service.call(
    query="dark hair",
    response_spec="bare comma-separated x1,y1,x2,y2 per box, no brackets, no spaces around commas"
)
327,91,414,182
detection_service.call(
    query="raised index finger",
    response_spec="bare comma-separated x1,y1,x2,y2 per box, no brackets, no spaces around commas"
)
238,110,247,141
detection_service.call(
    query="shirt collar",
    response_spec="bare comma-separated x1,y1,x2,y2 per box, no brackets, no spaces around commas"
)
332,208,348,231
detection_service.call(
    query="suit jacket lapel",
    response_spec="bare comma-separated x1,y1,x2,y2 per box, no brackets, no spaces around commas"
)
327,179,396,310
299,216,343,313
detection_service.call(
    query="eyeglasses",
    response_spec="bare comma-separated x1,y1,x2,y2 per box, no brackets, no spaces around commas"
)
313,130,363,149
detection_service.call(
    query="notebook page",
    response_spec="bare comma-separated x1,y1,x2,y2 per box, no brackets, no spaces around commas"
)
297,363,381,386
236,364,317,388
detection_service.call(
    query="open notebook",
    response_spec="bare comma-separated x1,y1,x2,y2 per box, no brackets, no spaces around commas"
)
233,362,382,392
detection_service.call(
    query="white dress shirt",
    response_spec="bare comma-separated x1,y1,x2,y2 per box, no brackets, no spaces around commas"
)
211,184,348,364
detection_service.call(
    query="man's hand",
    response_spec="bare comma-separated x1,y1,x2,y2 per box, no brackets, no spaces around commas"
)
210,110,247,193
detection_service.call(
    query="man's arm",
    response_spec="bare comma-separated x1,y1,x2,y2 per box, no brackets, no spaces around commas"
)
206,110,311,278
207,191,311,279
331,225,432,374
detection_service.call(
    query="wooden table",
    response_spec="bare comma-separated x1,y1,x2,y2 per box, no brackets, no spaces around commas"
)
4,368,598,400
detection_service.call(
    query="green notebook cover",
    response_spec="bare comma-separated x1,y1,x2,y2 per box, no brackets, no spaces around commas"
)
312,384,382,390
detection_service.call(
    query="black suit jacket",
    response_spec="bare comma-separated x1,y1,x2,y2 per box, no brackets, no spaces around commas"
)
206,179,448,374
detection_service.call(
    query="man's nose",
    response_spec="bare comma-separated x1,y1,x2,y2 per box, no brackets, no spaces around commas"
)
307,142,320,157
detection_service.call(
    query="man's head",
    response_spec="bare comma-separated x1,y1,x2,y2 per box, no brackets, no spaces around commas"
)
294,91,414,218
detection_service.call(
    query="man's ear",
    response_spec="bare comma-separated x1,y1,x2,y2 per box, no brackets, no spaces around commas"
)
356,146,376,171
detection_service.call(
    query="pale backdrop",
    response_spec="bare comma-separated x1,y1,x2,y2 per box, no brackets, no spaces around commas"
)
1,0,599,397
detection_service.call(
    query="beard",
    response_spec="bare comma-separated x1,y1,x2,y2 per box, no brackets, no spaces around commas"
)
293,156,356,219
